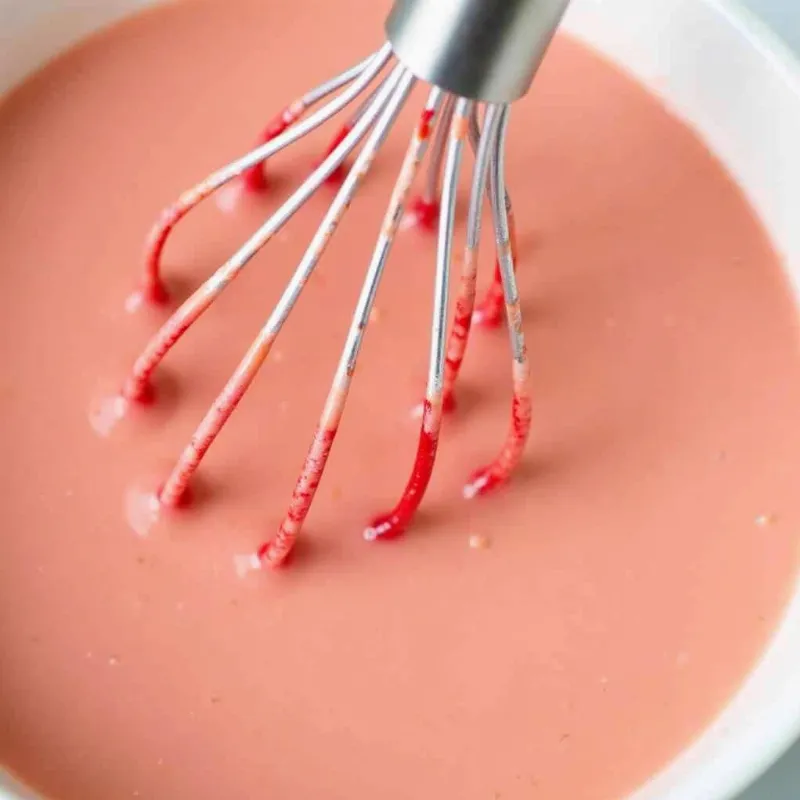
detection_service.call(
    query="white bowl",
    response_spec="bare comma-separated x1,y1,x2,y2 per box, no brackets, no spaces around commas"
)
1,0,799,798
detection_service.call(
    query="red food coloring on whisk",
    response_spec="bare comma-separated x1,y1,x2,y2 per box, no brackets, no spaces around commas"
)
121,68,530,568
474,206,519,328
441,390,457,414
418,108,435,140
138,173,243,307
473,261,505,328
121,377,156,405
259,424,339,567
122,375,153,405
157,480,194,509
137,205,185,306
156,351,262,508
464,385,532,499
150,470,190,509
133,277,170,309
123,277,230,404
364,400,441,541
316,123,353,185
242,101,304,192
441,248,479,412
399,109,439,230
254,540,295,568
123,472,193,539
404,196,439,231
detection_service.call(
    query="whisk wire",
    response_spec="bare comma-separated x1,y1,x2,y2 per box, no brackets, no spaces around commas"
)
422,96,456,206
261,82,446,565
440,102,503,411
121,0,558,563
124,63,405,406
157,67,415,508
140,44,393,303
362,98,472,543
466,105,519,329
464,106,533,498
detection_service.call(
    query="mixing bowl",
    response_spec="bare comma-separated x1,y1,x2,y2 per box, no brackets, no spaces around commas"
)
1,0,799,798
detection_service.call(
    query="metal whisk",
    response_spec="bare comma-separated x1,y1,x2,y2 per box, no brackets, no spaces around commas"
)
120,0,571,568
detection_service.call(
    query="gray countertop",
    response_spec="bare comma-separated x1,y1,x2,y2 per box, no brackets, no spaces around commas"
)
734,5,799,797
746,0,800,53
739,743,800,800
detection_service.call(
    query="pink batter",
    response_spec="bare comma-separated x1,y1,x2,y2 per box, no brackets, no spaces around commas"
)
1,1,800,798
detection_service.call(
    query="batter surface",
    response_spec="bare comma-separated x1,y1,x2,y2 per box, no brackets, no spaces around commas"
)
1,1,800,798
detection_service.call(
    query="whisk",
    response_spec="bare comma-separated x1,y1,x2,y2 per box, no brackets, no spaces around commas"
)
120,0,571,568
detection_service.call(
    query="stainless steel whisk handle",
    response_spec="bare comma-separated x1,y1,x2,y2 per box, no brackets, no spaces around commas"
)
385,0,571,103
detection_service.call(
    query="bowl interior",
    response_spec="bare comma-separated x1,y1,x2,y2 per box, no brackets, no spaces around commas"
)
1,1,800,799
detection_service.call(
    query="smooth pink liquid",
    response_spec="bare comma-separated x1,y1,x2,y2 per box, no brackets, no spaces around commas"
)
1,1,800,798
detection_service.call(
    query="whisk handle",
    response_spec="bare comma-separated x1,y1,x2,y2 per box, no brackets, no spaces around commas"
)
385,0,570,103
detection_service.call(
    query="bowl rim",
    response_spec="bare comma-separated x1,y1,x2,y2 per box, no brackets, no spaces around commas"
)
625,5,800,793
718,0,800,96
